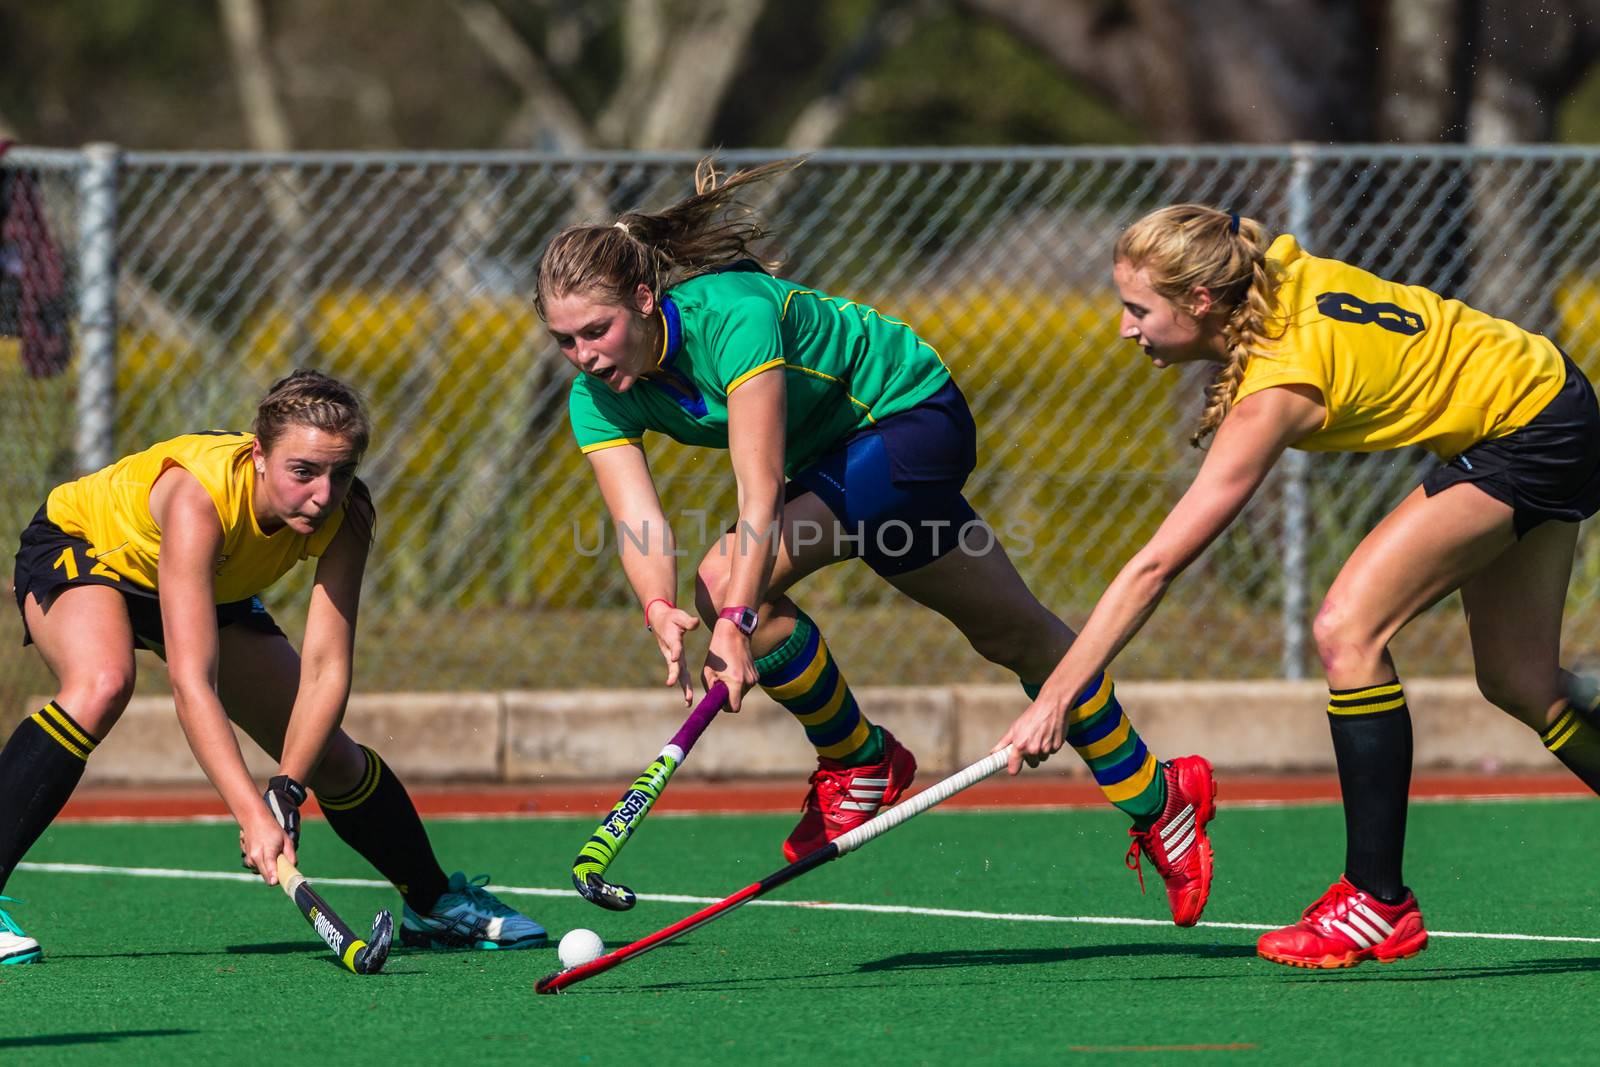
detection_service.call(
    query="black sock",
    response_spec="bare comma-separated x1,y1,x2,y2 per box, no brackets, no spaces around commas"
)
1540,704,1600,795
1327,681,1412,904
0,703,99,894
318,746,450,913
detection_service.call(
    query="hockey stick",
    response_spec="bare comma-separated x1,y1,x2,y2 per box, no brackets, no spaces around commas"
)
538,744,1012,993
570,682,729,911
276,855,392,975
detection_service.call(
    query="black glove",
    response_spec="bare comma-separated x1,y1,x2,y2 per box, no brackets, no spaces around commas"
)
264,775,307,847
242,775,307,870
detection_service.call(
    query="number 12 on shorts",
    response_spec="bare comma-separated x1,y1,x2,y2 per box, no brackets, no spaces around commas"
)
52,547,121,582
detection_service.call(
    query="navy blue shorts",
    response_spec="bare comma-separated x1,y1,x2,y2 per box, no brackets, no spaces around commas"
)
12,505,285,652
1422,354,1600,538
787,378,983,577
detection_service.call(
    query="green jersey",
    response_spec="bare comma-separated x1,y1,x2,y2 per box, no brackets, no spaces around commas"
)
567,265,951,476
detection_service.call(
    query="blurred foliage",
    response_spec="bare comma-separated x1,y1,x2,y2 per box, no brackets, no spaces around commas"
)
1560,61,1600,142
3,0,1137,150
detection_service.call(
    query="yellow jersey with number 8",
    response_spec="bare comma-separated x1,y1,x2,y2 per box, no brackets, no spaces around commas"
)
44,431,348,602
1231,234,1565,458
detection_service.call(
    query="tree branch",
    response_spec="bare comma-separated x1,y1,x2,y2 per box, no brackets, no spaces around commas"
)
218,0,294,150
783,0,940,150
454,0,594,149
956,0,1371,140
632,0,769,149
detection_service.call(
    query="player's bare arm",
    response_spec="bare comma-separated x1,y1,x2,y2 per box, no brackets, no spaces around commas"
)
277,491,371,784
151,466,293,884
590,442,700,703
704,367,786,710
999,384,1324,773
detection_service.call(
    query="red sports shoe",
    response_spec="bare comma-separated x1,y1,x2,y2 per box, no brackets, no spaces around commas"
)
1257,876,1428,969
1124,755,1217,926
782,728,917,862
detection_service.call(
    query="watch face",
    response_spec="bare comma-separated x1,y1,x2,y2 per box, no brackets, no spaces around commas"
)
724,607,758,634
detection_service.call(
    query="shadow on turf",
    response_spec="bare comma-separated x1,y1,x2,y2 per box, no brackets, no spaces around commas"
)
626,943,1256,993
861,943,1257,971
1284,956,1600,983
49,941,317,960
0,1029,195,1050
50,941,418,973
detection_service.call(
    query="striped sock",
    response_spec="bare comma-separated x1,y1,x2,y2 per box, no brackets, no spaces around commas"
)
756,609,880,767
318,746,450,913
1327,680,1412,904
1029,675,1165,825
1540,704,1600,795
0,703,99,894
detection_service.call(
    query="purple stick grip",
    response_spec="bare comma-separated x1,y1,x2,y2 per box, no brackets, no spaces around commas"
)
667,682,728,754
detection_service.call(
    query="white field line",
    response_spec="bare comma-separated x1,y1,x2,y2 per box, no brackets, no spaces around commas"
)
52,790,1592,826
17,860,1600,946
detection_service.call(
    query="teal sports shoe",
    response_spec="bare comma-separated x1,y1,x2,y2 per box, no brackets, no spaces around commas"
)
0,896,41,965
399,873,546,951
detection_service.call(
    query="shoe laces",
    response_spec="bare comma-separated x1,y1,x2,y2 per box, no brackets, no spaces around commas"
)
1123,833,1150,895
800,766,850,812
0,895,26,936
454,874,517,917
1304,880,1362,924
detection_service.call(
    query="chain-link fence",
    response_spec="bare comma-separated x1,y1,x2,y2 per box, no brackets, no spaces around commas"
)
4,145,1600,707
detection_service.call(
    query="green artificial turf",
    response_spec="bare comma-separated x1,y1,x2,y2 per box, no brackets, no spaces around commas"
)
4,800,1599,1064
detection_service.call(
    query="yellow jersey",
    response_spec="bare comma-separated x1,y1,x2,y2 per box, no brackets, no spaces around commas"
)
1232,234,1565,458
45,431,350,602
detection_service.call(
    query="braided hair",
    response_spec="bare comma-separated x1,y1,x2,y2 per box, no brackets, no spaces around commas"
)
1114,204,1281,447
253,369,371,456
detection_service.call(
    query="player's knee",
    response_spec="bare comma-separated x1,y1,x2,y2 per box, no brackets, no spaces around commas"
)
64,665,136,734
964,616,1038,674
309,733,370,796
694,552,731,622
1474,668,1557,728
1312,601,1384,676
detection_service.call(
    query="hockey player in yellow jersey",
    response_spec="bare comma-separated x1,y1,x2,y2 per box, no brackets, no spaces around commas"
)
997,204,1600,970
0,370,544,965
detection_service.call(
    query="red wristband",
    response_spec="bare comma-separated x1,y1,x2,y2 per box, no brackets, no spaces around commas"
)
644,597,675,630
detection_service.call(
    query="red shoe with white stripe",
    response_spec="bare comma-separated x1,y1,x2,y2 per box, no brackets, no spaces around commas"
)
782,728,917,862
1257,876,1428,969
1124,755,1217,926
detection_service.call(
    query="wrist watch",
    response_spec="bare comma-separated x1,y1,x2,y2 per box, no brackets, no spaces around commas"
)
718,605,759,636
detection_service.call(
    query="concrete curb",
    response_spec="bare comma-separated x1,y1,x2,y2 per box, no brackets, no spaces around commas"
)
46,677,1554,786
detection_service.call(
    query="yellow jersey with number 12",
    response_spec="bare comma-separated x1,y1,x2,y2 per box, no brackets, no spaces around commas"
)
44,431,348,602
1231,234,1565,458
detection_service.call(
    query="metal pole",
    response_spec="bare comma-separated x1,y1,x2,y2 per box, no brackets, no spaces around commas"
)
1280,145,1313,679
75,142,119,474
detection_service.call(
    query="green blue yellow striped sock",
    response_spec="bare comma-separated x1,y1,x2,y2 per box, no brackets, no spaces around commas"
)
757,610,880,767
1024,675,1165,824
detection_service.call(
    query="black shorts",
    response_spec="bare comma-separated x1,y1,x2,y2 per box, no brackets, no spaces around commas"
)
1422,355,1600,538
787,378,982,576
11,505,286,652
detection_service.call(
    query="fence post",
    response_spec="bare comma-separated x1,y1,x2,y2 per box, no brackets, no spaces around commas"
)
75,142,119,474
1280,144,1314,679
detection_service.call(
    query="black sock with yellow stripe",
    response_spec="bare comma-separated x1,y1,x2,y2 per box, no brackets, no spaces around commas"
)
0,703,99,894
317,746,449,914
1327,681,1412,905
1539,704,1600,794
